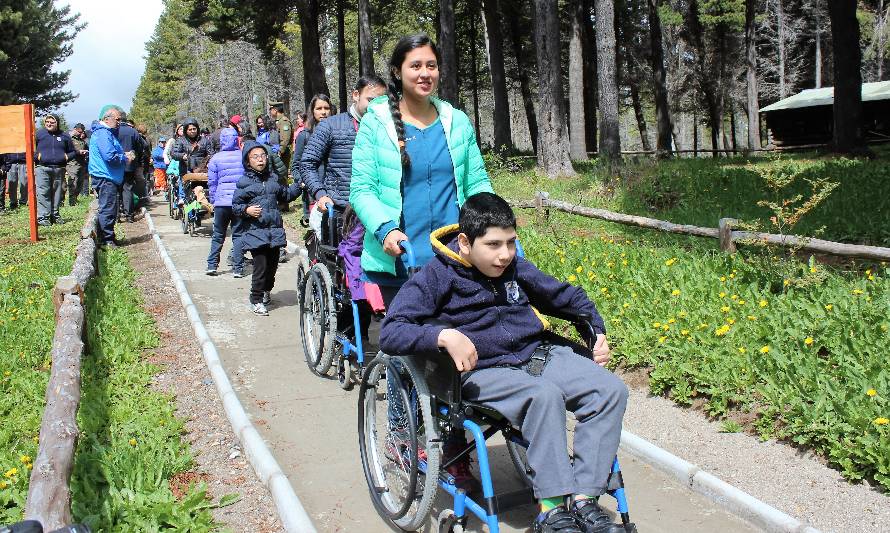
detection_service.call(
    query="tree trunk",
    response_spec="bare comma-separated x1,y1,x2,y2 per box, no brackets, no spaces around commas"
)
629,84,652,151
337,0,348,109
595,0,621,166
438,0,459,103
828,0,865,153
482,0,513,152
582,4,598,153
815,0,822,88
876,0,887,80
729,108,738,152
693,110,699,156
568,0,589,160
534,0,575,177
358,0,375,77
745,0,761,149
505,1,539,154
469,4,481,132
297,0,329,103
648,0,673,157
686,0,722,156
777,0,787,98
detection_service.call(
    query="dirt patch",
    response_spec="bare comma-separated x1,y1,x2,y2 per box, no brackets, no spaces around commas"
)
169,471,212,500
123,215,284,533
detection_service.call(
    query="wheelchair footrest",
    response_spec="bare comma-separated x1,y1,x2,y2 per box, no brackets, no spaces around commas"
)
495,487,535,512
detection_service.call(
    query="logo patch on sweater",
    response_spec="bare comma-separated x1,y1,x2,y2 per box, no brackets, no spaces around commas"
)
505,281,521,304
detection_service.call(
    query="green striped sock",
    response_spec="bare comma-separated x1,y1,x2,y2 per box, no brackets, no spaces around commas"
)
540,496,565,513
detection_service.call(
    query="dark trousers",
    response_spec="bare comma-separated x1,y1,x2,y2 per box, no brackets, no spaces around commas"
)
95,178,121,244
0,170,6,208
249,245,280,304
120,171,136,217
207,206,243,270
7,164,28,208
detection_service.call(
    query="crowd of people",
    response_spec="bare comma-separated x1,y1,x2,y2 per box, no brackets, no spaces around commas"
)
8,32,631,533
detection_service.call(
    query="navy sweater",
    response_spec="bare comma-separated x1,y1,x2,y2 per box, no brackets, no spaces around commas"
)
35,129,75,166
379,226,606,369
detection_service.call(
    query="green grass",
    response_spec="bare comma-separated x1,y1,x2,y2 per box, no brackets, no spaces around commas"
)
0,204,231,529
491,151,890,490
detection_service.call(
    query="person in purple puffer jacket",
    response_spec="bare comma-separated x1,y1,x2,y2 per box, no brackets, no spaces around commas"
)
206,127,245,276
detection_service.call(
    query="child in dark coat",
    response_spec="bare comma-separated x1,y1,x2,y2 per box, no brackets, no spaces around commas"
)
380,192,628,533
231,141,302,315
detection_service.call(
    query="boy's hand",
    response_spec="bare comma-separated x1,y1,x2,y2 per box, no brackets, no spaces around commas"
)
246,205,262,218
593,334,610,366
437,329,478,372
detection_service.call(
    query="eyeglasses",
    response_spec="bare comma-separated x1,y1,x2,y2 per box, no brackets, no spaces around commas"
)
249,153,268,161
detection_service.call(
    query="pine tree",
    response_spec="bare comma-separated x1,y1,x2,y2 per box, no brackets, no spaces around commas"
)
0,0,83,110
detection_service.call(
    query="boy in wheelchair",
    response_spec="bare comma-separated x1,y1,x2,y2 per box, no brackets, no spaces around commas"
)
380,192,628,533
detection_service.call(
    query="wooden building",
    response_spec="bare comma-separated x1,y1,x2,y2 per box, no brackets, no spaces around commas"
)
760,81,890,147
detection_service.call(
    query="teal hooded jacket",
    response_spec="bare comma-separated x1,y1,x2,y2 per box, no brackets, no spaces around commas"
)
349,96,493,275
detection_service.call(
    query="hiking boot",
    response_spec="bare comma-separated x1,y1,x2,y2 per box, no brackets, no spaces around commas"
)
262,291,271,305
251,302,269,316
571,498,624,533
534,506,582,533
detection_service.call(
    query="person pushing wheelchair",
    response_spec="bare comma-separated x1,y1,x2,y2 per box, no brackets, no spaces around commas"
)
380,192,628,533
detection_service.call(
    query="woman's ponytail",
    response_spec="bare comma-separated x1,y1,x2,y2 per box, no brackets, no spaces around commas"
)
388,80,410,169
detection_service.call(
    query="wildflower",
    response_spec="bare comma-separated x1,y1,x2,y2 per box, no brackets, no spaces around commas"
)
824,304,833,311
727,318,736,325
875,418,890,426
738,347,746,354
4,468,17,478
678,311,687,318
719,292,726,298
671,289,681,296
868,274,875,281
665,258,677,266
747,315,757,321
129,438,138,447
668,318,676,324
721,306,731,313
653,322,661,328
730,294,738,300
3,371,9,377
681,329,690,336
607,262,615,268
759,300,768,308
783,279,790,286
600,287,608,294
882,325,889,332
810,266,817,273
738,299,746,305
622,302,630,309
576,266,583,273
867,389,877,397
662,324,670,331
622,260,628,266
19,456,30,464
852,289,864,295
0,481,7,489
760,346,770,354
658,336,667,343
715,325,731,336
568,275,577,282
803,337,814,346
729,273,735,279
699,323,709,329
720,276,726,282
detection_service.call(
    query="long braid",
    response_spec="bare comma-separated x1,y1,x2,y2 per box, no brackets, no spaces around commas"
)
388,79,411,169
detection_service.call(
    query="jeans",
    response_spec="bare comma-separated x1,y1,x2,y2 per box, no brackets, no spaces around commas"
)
35,165,65,222
94,178,121,244
249,245,280,304
207,206,243,270
7,163,28,208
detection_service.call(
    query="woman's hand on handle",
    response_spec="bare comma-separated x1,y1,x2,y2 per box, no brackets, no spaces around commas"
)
383,229,409,257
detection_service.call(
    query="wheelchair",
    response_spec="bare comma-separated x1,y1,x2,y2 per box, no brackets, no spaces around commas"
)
178,172,211,236
356,305,636,532
298,204,387,390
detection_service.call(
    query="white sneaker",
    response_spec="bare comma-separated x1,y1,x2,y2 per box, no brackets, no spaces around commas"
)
262,291,271,305
251,302,269,316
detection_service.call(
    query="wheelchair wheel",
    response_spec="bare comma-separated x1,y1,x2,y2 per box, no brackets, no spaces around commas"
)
167,188,174,218
180,211,188,234
437,509,464,533
296,253,311,294
358,354,440,531
506,439,534,488
299,263,335,376
337,353,355,391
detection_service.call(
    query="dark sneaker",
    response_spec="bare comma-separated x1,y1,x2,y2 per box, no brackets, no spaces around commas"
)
534,506,582,533
262,291,271,305
205,267,218,276
278,249,289,263
37,219,52,227
52,216,66,225
232,269,244,278
571,498,624,533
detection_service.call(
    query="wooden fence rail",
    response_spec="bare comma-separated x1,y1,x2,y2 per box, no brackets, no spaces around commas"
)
516,192,890,262
24,201,99,530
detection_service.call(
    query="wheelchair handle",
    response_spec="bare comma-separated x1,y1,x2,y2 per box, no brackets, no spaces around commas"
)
398,240,417,271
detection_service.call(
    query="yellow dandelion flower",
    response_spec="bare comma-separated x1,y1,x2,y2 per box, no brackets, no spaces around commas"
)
622,303,630,309
760,346,770,354
4,468,18,478
866,269,872,275
721,306,731,313
719,292,726,298
852,289,864,295
738,299,746,305
875,418,889,426
729,273,735,279
600,287,608,294
810,266,817,273
715,325,730,336
720,276,726,282
607,262,615,268
804,337,814,346
653,322,661,328
678,311,687,318
738,347,747,354
759,300,768,308
668,318,676,324
868,274,875,281
129,438,138,446
727,318,736,325
866,389,877,397
665,258,677,266
681,329,690,336
19,455,30,464
658,336,667,343
783,279,790,286
622,260,628,266
671,289,681,296
731,294,738,300
747,315,757,321
3,371,9,377
0,481,7,489
576,266,583,273
568,275,577,282
662,324,670,331
824,304,833,311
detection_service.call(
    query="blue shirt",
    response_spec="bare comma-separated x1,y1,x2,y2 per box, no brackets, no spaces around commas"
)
369,117,458,284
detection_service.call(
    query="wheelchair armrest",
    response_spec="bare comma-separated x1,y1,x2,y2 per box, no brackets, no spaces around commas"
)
420,349,462,408
543,310,600,350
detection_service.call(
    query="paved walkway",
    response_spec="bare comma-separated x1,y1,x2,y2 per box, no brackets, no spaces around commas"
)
145,200,758,533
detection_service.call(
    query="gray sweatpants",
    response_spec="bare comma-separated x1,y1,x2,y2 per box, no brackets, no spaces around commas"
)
461,343,628,499
35,165,65,222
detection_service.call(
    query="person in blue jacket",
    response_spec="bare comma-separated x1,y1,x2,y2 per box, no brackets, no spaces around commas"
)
34,114,75,225
380,193,628,533
206,128,246,277
231,141,303,315
151,136,168,194
89,105,134,247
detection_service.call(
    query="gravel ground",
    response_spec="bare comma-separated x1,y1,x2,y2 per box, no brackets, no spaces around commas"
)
124,215,284,533
618,373,890,533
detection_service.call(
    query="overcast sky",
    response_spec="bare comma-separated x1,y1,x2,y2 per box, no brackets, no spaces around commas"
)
56,0,164,127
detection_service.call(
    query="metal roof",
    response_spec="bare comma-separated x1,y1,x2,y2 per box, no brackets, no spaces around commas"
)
760,81,890,112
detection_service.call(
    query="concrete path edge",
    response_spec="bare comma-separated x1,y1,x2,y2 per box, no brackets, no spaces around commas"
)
144,209,317,533
620,430,820,533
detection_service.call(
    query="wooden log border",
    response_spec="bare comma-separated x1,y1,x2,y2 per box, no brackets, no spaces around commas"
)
516,192,890,262
24,201,99,530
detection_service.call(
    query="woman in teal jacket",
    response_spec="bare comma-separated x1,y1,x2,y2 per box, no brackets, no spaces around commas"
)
350,33,493,298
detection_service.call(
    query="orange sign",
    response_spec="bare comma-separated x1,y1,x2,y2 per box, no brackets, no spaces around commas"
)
0,104,32,153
